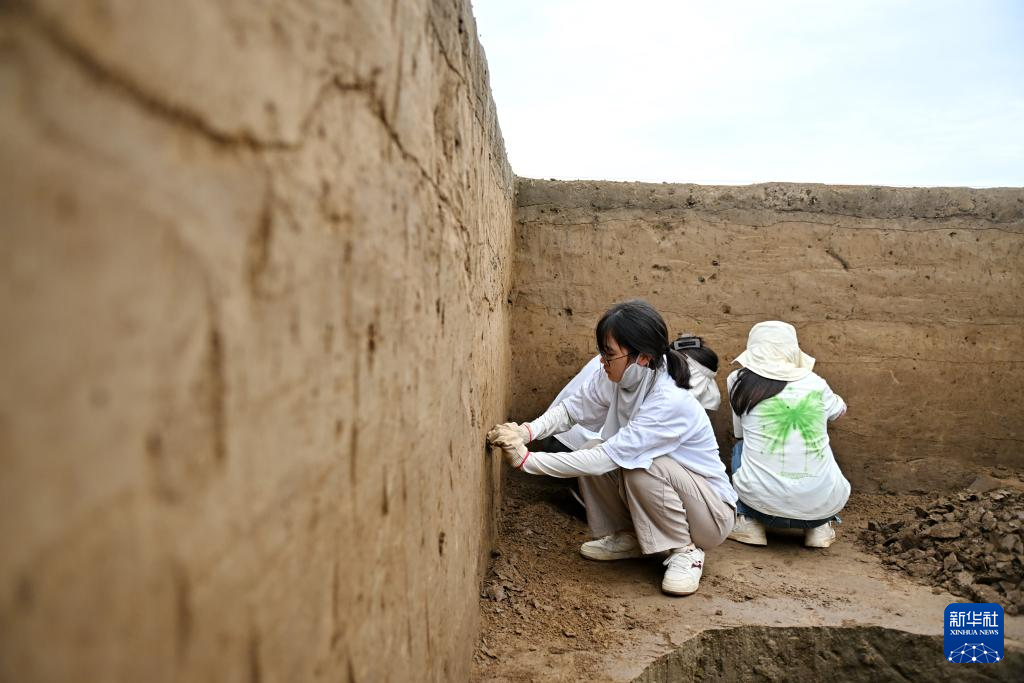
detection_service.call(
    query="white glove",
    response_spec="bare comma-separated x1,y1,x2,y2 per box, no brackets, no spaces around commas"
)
486,424,530,469
487,422,531,445
496,440,529,469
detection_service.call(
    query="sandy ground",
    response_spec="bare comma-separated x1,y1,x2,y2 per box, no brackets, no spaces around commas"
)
472,471,1024,682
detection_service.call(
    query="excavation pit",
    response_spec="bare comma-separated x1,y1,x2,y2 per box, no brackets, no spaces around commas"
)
473,473,1024,681
632,626,1023,682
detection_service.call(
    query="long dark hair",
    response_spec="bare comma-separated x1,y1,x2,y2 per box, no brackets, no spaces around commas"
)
729,368,787,415
595,300,692,389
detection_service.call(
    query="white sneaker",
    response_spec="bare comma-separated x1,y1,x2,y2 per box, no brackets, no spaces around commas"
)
580,531,641,561
728,515,767,546
662,547,705,596
804,521,836,548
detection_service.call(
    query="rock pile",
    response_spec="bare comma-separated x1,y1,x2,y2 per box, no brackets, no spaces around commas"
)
859,489,1023,614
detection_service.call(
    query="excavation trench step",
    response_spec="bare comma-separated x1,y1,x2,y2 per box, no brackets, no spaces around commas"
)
631,625,1023,682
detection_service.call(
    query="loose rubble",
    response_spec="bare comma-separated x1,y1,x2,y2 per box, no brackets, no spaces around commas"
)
859,488,1024,614
473,474,652,675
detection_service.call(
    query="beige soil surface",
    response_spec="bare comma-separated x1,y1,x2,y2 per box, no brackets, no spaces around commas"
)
472,471,1024,682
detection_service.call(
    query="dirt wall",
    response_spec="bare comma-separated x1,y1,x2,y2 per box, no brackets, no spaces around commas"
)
512,179,1024,493
0,1,513,682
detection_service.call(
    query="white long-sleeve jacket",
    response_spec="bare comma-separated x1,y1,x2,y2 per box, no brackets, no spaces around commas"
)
520,367,737,506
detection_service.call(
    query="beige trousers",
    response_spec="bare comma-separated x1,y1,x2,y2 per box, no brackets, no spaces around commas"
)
580,455,736,554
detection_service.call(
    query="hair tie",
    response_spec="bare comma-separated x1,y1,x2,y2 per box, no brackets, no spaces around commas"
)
671,335,702,352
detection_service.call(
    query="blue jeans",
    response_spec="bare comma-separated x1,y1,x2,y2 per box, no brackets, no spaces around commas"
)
731,441,840,529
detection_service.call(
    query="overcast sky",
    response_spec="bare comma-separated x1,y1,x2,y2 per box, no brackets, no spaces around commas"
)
471,0,1024,187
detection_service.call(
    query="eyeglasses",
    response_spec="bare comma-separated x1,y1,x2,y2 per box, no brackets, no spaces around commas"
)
600,352,630,365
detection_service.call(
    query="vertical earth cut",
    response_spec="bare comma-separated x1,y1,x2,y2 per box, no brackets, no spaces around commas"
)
3,2,1024,681
511,179,1024,492
0,1,514,681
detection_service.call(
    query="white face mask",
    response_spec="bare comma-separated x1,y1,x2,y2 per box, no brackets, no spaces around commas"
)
600,356,659,441
618,359,651,389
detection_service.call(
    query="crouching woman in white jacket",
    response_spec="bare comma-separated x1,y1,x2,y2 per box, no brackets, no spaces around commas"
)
487,300,737,596
726,321,850,548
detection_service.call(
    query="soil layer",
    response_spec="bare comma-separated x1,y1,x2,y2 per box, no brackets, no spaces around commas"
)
634,625,1023,682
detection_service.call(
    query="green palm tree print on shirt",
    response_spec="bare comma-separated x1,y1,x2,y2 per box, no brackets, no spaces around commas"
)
758,390,827,478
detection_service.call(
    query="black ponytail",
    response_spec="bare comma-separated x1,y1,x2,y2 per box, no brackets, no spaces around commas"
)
595,299,691,389
664,348,692,389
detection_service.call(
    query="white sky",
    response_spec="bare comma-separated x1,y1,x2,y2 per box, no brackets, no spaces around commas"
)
471,0,1024,187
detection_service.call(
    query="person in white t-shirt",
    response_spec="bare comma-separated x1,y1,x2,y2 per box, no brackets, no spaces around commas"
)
546,334,723,453
726,321,850,548
487,300,737,597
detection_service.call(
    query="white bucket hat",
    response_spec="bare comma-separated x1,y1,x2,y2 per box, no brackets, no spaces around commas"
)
733,321,815,381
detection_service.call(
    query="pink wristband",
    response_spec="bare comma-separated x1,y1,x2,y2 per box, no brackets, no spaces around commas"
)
517,451,531,470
